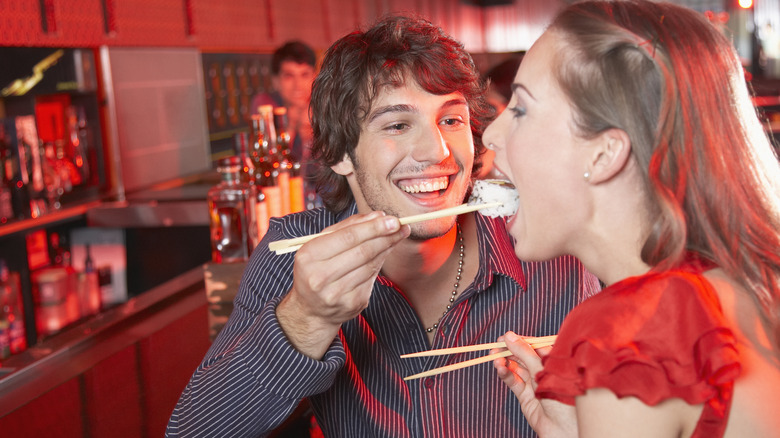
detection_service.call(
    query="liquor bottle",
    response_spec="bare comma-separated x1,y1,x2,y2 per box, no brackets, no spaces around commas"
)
0,147,13,223
0,125,31,220
0,260,26,355
73,106,91,184
0,262,11,359
73,243,101,318
258,105,291,215
32,266,70,338
250,112,283,221
234,131,255,184
274,107,305,213
0,307,10,359
207,156,258,263
236,131,269,241
49,232,80,323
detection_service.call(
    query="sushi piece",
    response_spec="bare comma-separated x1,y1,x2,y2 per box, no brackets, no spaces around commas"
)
469,179,519,218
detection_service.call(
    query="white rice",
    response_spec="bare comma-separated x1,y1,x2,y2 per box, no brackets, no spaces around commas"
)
468,179,519,218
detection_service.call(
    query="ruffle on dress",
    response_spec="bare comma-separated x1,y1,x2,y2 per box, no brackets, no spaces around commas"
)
534,264,741,436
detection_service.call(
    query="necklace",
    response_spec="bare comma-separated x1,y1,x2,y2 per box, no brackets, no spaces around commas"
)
425,223,464,333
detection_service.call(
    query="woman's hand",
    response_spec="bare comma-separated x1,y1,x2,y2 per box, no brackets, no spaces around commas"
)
494,331,578,438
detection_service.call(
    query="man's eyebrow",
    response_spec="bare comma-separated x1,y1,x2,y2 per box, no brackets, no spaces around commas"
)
511,83,536,101
441,98,469,110
366,98,469,124
367,104,415,124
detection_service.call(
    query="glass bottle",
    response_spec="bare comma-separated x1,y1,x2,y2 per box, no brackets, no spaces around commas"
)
261,105,291,215
0,146,13,224
0,266,11,359
0,126,31,220
250,112,283,221
235,131,269,241
207,156,258,263
0,260,25,355
274,107,304,213
77,243,101,318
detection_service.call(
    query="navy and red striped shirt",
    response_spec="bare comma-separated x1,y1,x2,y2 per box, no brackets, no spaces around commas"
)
167,203,601,437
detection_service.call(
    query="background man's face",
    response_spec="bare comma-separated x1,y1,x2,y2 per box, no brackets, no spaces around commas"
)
274,60,315,110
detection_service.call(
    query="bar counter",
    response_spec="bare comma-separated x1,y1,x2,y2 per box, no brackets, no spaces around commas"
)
0,266,211,436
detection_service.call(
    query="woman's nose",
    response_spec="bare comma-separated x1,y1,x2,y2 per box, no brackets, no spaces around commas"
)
483,119,501,152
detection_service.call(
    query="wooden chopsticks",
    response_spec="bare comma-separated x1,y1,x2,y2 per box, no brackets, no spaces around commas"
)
401,335,556,381
268,202,502,255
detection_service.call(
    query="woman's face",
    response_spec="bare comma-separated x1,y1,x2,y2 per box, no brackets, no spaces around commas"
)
483,31,593,261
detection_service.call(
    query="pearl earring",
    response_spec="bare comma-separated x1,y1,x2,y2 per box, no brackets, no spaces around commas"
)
584,171,591,180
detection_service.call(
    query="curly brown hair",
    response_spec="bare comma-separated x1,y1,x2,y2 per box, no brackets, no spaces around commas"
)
309,15,492,213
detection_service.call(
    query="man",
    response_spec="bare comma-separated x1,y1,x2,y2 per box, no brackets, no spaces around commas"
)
168,16,600,437
251,40,316,164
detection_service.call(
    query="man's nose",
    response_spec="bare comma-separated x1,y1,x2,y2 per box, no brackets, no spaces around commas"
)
411,123,450,164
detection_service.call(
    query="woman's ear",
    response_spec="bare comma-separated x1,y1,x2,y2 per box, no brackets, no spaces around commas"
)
587,129,632,184
331,153,355,176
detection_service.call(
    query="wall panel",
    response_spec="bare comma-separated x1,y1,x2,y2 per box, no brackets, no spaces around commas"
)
189,0,273,51
106,0,191,47
324,0,363,42
0,0,52,46
0,377,84,436
83,345,144,438
0,0,562,53
271,0,329,49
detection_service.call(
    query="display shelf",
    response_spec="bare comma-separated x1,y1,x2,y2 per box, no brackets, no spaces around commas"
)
0,200,103,239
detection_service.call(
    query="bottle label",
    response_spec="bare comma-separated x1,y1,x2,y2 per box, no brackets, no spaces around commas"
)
262,186,283,220
9,318,26,353
0,321,10,359
256,200,269,242
289,176,305,213
278,171,290,215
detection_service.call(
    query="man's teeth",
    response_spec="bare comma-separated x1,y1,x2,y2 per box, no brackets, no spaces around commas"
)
400,177,449,194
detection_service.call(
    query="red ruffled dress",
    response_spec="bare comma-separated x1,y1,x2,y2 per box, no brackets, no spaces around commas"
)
536,256,741,437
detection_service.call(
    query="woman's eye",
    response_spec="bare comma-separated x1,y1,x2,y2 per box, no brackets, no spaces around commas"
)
510,106,526,118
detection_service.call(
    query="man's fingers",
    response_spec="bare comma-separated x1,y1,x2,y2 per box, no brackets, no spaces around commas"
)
300,212,404,259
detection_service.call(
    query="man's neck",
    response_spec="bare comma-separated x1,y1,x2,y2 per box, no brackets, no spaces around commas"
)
381,214,479,317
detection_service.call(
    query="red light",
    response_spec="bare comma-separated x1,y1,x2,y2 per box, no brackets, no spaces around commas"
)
739,0,752,8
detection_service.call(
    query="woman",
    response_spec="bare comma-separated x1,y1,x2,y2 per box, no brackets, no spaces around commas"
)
483,1,780,436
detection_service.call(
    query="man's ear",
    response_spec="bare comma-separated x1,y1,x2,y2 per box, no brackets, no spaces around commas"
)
331,153,354,176
587,128,631,184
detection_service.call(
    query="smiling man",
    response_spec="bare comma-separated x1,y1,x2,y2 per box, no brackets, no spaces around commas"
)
167,16,600,438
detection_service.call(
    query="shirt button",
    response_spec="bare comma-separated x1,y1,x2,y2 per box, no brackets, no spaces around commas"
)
439,324,448,335
424,377,435,389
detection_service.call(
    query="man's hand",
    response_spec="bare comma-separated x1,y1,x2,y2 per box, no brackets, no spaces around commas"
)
276,212,410,359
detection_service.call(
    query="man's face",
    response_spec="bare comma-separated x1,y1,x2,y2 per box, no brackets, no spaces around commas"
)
273,60,315,109
332,79,475,240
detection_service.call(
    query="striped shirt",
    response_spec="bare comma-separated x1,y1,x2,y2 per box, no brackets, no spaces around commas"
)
167,203,601,437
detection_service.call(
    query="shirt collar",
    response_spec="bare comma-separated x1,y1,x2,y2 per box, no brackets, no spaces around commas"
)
473,213,527,292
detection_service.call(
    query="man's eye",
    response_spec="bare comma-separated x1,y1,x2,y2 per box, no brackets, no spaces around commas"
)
386,123,407,131
441,117,465,127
